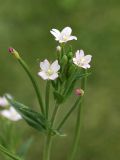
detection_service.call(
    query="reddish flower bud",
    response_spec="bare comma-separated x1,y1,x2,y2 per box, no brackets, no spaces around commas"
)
8,47,14,53
8,47,20,59
75,88,84,96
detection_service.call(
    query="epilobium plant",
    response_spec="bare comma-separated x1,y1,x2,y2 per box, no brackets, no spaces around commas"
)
0,26,92,160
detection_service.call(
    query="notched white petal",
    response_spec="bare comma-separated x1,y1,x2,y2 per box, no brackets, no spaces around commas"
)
84,55,92,63
38,71,48,80
61,27,72,35
40,59,50,71
49,73,58,80
79,50,84,57
50,60,60,72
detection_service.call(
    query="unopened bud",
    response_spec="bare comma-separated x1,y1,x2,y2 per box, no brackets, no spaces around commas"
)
68,52,73,59
56,46,61,52
61,55,68,65
8,47,20,59
8,47,14,53
75,88,84,96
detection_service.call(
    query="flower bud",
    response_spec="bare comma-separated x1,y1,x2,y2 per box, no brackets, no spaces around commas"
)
61,55,68,65
56,46,61,52
8,47,20,59
67,52,73,59
75,88,84,96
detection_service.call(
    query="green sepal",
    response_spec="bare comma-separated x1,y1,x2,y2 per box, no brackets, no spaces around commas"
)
5,95,48,133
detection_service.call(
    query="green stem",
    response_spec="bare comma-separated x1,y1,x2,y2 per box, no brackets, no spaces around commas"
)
57,97,81,130
43,102,59,160
18,58,44,114
0,144,22,160
69,70,87,160
45,81,50,119
51,102,59,125
43,133,52,160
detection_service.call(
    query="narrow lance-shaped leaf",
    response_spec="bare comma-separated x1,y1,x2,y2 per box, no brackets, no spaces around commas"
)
5,95,48,133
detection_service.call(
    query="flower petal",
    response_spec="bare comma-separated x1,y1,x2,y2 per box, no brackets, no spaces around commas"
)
0,97,8,107
84,55,92,63
40,59,50,71
38,71,48,80
82,64,90,69
61,27,72,36
49,73,58,80
50,29,61,40
0,107,22,121
68,36,77,41
79,50,84,57
75,50,81,59
50,60,60,72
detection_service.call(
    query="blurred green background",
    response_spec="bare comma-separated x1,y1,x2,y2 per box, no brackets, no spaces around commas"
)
0,0,120,159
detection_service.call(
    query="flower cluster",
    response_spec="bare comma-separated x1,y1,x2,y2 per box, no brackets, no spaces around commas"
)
0,95,22,121
4,26,93,160
38,26,92,81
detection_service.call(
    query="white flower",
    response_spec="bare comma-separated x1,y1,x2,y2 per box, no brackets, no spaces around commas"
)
0,94,12,107
73,50,92,69
0,107,22,121
50,27,77,43
0,96,9,107
38,59,60,80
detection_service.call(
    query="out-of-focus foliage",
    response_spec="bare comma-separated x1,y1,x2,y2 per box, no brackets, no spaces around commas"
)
0,0,120,160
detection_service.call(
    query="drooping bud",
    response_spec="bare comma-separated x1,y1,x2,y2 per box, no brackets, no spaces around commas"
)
75,88,84,96
56,46,61,52
8,47,20,59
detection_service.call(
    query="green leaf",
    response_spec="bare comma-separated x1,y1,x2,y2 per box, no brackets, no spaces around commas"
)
0,144,22,160
53,91,65,104
17,137,33,158
5,96,48,133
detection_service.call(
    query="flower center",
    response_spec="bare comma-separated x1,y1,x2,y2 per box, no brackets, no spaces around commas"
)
47,69,53,76
63,35,68,41
77,57,86,66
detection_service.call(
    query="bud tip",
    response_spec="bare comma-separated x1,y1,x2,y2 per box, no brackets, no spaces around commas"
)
8,47,14,53
75,88,84,96
56,46,61,52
